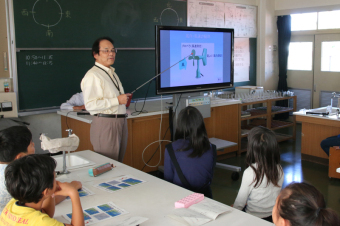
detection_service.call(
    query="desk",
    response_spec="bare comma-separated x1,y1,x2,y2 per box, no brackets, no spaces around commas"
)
294,108,340,164
54,150,272,226
58,98,241,172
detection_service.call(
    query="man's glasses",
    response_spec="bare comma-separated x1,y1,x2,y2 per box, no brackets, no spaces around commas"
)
99,49,117,54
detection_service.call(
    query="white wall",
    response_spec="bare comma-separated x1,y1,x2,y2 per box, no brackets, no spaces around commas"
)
0,0,10,79
264,0,278,90
256,0,278,90
275,0,340,10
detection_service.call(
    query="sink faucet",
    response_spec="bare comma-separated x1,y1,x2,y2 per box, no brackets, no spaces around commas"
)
331,92,337,109
58,129,73,175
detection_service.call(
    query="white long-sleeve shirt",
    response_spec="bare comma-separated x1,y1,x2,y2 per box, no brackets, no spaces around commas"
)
81,62,126,115
60,92,84,110
233,163,284,218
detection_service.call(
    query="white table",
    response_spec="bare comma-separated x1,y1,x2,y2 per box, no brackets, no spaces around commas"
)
54,150,273,226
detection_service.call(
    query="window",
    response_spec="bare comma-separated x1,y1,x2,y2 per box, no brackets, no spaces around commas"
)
288,42,313,71
291,13,317,31
321,41,340,72
291,11,340,31
318,10,340,30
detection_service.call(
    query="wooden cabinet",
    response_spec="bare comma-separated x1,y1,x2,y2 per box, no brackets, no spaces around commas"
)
295,114,340,164
238,96,297,154
61,103,239,172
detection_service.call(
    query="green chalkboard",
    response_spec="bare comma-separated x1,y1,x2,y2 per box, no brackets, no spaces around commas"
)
13,0,187,110
14,0,187,48
17,50,157,110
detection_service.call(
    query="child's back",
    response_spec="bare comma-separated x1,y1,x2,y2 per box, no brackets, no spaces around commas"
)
233,126,283,222
1,199,64,226
234,163,283,218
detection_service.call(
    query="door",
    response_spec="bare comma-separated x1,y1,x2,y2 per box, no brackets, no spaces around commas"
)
314,34,340,108
287,35,314,110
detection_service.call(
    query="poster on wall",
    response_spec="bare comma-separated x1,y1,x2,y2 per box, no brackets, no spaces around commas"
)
234,38,250,82
188,0,257,38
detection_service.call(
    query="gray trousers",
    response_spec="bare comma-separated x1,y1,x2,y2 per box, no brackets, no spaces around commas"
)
90,116,128,162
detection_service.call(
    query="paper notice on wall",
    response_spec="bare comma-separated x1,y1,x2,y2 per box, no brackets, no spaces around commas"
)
188,0,257,38
188,0,225,28
234,38,250,82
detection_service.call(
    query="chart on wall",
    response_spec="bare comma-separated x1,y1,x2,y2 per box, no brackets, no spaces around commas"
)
187,0,257,38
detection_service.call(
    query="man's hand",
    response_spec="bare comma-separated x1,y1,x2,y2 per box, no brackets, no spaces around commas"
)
73,105,85,110
118,93,132,105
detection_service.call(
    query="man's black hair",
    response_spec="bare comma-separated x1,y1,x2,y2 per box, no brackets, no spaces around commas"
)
5,154,56,204
92,37,114,58
0,126,32,162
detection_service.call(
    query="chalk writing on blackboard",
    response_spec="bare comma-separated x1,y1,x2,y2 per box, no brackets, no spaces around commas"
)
21,0,71,38
160,8,179,26
25,55,53,66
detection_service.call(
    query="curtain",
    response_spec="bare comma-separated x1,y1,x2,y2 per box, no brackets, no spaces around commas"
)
276,15,291,119
277,15,291,91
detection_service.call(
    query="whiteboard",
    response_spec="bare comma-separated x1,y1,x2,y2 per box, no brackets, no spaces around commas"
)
187,0,257,38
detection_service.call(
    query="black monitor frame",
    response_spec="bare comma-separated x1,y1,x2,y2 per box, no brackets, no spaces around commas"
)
155,25,234,95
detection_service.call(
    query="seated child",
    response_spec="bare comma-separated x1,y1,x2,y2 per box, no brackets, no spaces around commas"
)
164,106,216,198
0,154,85,226
233,126,284,222
0,126,35,212
272,182,340,226
0,126,81,213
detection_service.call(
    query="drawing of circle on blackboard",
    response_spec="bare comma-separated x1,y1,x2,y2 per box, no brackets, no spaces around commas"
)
32,0,62,28
160,8,179,26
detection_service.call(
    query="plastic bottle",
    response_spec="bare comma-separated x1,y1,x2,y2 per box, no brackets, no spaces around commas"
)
3,79,9,92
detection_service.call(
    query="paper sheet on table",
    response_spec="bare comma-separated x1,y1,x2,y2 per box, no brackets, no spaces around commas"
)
103,216,148,226
63,202,128,225
167,208,212,226
188,199,233,220
93,175,146,193
64,186,95,201
167,198,233,225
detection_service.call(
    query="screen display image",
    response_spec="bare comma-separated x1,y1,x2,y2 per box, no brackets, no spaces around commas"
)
156,26,234,95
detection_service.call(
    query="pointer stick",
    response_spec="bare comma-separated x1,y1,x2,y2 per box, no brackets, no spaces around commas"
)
131,54,192,94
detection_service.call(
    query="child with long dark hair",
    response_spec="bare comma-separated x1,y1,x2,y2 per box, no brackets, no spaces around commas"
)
233,126,284,222
273,182,340,226
164,106,216,198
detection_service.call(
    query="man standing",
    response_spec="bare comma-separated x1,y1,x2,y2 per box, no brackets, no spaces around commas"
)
81,37,131,162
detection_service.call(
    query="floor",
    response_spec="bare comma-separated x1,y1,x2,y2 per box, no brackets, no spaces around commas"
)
212,124,340,215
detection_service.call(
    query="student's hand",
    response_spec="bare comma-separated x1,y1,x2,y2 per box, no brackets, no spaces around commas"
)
54,181,78,197
70,181,82,190
73,105,85,110
118,93,132,105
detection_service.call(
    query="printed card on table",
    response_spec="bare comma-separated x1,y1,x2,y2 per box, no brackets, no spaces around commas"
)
65,186,95,201
63,202,128,225
93,175,146,193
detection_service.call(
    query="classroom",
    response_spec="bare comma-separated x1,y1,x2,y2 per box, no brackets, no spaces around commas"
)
1,0,340,225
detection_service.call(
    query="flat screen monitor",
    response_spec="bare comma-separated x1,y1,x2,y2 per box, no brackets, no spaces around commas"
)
156,26,234,95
